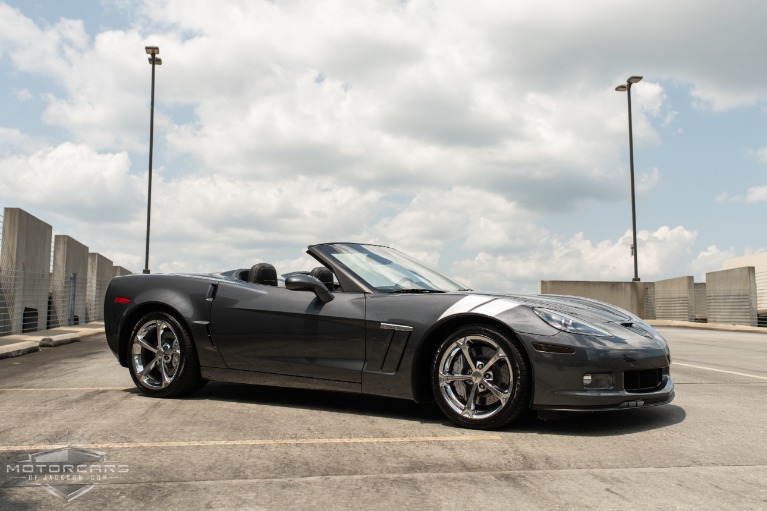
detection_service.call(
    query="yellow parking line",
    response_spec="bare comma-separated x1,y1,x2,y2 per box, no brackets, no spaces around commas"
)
0,387,129,391
0,435,501,452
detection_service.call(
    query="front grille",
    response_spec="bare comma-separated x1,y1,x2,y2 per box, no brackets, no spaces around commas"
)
624,368,665,393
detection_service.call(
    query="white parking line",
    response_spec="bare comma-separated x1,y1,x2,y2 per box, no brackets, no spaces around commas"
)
673,362,767,381
0,435,502,452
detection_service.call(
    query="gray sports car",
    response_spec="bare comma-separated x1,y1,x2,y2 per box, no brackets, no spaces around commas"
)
104,242,674,429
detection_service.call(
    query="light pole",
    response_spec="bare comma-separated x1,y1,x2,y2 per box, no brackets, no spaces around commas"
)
615,75,642,282
143,46,162,274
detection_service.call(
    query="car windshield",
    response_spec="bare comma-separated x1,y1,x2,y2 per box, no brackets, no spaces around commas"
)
316,243,467,293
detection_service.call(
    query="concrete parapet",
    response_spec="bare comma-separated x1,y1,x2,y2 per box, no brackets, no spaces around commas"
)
706,267,757,327
86,253,113,322
694,283,707,322
0,208,52,334
540,280,647,318
50,235,89,327
113,266,132,277
655,276,695,322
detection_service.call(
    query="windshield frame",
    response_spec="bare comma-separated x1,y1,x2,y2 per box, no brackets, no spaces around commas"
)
310,243,467,293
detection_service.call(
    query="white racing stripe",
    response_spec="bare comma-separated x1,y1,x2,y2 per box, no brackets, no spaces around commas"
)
439,295,519,320
472,298,520,318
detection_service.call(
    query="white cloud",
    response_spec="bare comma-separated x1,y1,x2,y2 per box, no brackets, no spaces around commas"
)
0,142,142,222
688,244,735,280
715,186,767,204
0,128,47,157
0,0,765,284
450,225,698,293
748,147,767,164
744,186,767,203
14,89,32,102
637,167,661,194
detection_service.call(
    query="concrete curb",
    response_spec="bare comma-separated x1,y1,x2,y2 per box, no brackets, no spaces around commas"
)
647,319,767,334
0,323,104,360
0,341,40,360
39,335,81,347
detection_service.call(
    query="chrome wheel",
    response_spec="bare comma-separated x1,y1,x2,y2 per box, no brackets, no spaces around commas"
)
437,334,513,420
131,318,182,390
432,325,530,429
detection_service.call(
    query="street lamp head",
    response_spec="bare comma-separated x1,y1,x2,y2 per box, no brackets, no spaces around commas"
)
627,75,643,84
145,46,160,55
147,57,163,65
615,85,628,92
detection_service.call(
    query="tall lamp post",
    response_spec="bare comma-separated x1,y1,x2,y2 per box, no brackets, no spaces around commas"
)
143,46,162,274
615,75,642,282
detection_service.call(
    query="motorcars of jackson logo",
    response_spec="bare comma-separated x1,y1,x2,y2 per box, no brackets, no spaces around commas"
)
5,444,129,502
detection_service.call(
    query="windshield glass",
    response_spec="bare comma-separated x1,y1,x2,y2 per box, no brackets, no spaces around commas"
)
316,243,467,293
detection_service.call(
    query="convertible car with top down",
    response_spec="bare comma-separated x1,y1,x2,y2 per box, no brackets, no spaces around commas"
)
104,242,674,429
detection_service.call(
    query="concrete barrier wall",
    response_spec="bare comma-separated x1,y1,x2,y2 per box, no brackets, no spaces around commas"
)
0,208,53,334
113,266,132,277
644,282,656,320
540,281,647,318
50,235,89,327
0,207,133,336
655,276,695,322
86,253,114,322
706,267,757,326
694,283,707,321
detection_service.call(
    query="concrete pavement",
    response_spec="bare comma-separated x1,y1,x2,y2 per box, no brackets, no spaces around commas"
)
0,322,105,360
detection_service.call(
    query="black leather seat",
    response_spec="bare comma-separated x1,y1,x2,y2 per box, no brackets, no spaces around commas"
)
310,267,334,290
248,263,278,286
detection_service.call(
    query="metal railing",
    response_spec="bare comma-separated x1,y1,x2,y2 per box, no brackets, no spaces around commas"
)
0,269,98,336
707,294,758,327
757,270,767,327
654,296,693,322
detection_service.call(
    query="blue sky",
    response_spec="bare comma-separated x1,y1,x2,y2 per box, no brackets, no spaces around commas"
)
0,0,765,293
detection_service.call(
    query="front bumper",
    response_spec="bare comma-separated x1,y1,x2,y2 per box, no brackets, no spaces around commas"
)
532,375,675,412
518,331,675,412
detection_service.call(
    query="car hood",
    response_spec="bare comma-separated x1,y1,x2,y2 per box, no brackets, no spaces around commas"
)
508,293,636,323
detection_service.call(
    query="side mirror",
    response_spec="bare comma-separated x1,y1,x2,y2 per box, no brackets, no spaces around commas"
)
285,274,335,303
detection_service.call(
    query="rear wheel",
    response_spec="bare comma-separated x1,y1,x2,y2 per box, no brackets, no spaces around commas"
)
128,312,207,397
431,325,530,429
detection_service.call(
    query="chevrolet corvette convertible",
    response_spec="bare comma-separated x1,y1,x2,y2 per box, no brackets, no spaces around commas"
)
104,242,674,429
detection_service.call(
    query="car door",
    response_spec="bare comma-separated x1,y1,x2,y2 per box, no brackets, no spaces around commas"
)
209,281,366,383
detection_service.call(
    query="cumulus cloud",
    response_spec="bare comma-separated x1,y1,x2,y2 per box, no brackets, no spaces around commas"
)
744,186,767,203
0,142,142,222
0,0,764,280
688,244,735,280
450,225,698,293
0,128,47,157
715,186,767,204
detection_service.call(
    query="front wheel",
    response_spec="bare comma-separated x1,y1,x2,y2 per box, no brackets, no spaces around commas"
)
128,312,207,398
431,325,530,429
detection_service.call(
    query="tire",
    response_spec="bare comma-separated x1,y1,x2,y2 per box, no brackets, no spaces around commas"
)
128,311,207,398
431,324,531,429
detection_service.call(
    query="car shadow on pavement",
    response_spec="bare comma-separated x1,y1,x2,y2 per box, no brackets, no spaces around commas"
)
516,404,687,436
178,381,685,434
186,381,447,425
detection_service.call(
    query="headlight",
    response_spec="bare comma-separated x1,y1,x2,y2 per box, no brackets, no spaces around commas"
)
534,308,612,337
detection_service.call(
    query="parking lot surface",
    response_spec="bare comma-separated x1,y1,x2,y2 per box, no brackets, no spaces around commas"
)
0,327,765,510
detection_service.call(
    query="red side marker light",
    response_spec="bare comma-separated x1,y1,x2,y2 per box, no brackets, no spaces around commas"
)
114,297,131,304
